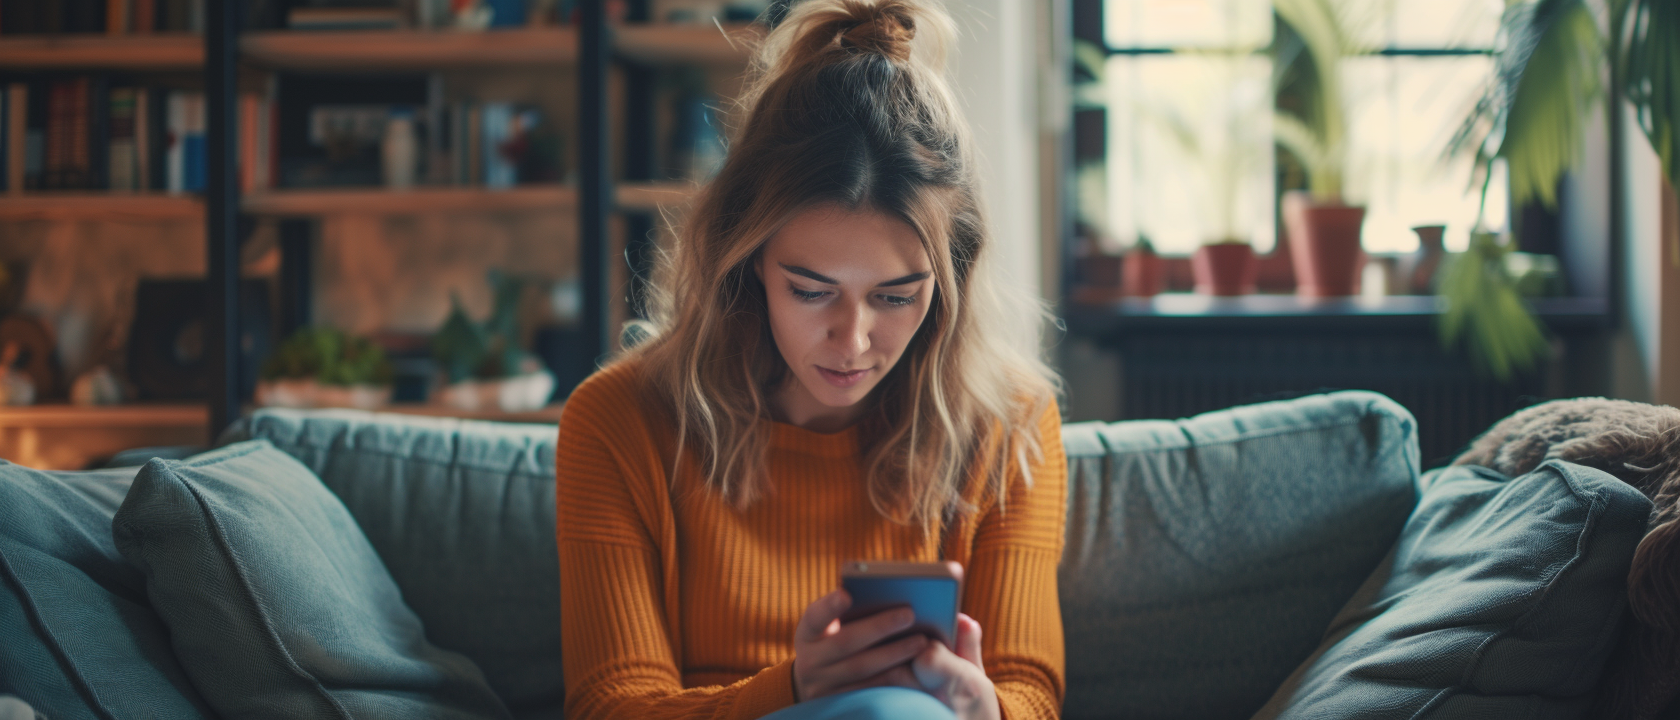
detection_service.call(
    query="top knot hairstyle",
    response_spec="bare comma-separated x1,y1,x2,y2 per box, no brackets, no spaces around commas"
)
629,0,1058,528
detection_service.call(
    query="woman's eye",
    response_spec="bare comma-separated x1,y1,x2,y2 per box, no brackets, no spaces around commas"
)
790,287,827,302
878,294,917,307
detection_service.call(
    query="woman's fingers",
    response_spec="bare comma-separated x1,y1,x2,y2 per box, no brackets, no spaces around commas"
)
833,663,923,696
795,590,850,645
827,632,928,683
955,613,983,671
829,607,917,657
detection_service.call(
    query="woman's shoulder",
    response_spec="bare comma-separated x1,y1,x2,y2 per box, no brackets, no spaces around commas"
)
558,355,659,436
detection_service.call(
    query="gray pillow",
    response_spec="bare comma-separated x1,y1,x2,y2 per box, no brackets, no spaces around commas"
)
112,440,511,720
0,462,212,720
1253,460,1651,720
225,408,562,720
1059,390,1420,720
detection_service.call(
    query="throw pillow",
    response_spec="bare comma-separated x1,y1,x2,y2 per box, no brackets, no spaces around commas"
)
225,408,562,719
1253,460,1651,720
0,463,212,720
1058,390,1421,720
112,440,511,720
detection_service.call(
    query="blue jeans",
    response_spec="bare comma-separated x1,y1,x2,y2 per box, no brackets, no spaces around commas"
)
759,687,957,720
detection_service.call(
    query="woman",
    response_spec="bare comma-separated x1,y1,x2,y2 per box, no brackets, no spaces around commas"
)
555,1,1066,718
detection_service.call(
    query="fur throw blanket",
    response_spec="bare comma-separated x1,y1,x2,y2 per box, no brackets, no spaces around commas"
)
1454,398,1680,720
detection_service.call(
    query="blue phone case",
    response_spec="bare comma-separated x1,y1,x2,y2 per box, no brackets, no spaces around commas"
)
840,575,959,647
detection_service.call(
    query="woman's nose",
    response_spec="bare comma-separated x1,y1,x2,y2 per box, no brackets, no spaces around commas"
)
827,302,871,359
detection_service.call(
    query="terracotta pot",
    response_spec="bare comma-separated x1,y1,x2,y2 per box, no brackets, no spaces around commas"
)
1192,243,1257,296
1122,248,1165,297
1283,191,1367,298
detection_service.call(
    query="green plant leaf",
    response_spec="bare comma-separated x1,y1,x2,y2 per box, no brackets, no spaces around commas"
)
1616,0,1680,194
1436,232,1551,382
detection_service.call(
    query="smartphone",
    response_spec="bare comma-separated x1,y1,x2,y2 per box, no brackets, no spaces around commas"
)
838,560,963,648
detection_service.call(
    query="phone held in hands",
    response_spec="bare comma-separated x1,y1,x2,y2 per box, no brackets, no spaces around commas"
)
839,560,963,648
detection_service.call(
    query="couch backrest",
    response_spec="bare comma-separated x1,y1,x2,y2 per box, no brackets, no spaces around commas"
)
238,391,1420,720
228,409,562,720
1057,391,1419,720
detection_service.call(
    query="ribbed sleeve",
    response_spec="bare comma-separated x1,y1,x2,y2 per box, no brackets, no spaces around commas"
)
556,360,1066,720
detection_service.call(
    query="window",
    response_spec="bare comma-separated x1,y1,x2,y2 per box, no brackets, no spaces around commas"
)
1090,0,1507,255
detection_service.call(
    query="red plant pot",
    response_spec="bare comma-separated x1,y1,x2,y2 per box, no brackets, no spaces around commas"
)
1122,249,1165,297
1192,243,1257,296
1283,191,1367,298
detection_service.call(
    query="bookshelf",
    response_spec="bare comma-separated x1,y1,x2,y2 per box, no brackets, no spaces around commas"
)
0,4,758,449
0,33,202,69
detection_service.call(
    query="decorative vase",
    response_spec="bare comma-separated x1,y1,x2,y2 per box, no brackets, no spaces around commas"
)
1122,247,1164,297
1192,243,1257,296
1397,224,1447,295
1283,191,1366,298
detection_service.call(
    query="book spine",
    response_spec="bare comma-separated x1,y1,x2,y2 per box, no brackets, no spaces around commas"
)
44,80,69,190
466,103,481,187
4,84,18,193
133,86,149,191
0,88,8,193
86,75,108,189
106,0,129,35
147,86,166,191
132,0,153,33
239,92,257,193
24,81,44,190
482,102,514,188
182,91,203,192
165,89,183,192
108,85,136,191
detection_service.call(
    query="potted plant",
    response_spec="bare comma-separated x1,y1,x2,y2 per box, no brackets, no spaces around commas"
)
1123,236,1165,298
256,327,394,410
1272,0,1371,298
1443,0,1678,380
431,271,555,412
1135,58,1270,297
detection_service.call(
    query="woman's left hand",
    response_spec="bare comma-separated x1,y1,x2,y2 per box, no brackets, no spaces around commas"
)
909,613,999,720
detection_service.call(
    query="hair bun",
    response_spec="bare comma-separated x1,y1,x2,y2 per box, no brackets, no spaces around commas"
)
837,4,915,62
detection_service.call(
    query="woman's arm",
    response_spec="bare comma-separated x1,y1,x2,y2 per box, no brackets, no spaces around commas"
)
962,400,1069,720
556,373,798,720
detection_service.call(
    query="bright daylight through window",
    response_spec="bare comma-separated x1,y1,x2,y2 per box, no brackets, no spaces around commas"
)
1090,0,1508,255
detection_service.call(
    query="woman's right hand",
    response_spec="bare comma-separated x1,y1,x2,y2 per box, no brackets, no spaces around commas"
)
792,590,930,702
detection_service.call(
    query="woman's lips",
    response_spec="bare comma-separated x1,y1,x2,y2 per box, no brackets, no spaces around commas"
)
816,366,870,388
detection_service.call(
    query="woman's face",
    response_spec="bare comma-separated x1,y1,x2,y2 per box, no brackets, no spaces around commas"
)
756,204,936,432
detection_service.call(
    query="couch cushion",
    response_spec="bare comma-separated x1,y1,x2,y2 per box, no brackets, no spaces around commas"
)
112,440,510,720
1058,390,1420,720
0,461,212,720
1253,460,1650,720
224,409,562,720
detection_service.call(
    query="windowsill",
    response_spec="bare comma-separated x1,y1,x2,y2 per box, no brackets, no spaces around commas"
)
1063,294,1611,335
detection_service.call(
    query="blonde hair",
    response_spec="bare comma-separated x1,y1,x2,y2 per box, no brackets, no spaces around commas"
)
626,0,1058,528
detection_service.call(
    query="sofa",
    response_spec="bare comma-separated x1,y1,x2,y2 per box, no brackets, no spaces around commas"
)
0,390,1662,720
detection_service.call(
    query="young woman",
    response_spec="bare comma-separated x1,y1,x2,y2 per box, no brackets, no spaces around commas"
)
554,1,1066,718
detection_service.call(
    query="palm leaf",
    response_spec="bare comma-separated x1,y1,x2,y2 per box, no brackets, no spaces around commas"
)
1616,0,1680,195
1446,0,1603,210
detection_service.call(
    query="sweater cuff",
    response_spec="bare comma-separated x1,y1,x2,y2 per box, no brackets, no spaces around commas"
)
728,658,798,720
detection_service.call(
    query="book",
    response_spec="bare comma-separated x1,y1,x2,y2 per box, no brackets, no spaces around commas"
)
481,102,514,188
3,84,24,192
133,87,150,190
24,82,44,190
133,0,154,32
107,0,130,35
181,92,204,192
109,86,138,191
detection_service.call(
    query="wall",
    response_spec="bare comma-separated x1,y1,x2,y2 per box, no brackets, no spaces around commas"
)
1615,104,1665,403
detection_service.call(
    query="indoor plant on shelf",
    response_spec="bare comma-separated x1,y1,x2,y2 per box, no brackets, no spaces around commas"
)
1271,0,1373,298
431,271,555,413
1443,0,1678,381
256,327,394,410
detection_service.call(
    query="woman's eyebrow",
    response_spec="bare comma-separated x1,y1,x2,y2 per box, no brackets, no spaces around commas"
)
875,271,931,287
778,263,839,284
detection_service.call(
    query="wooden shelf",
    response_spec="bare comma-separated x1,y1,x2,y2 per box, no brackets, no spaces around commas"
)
0,193,204,221
242,28,578,70
0,33,202,70
617,23,760,66
0,403,207,428
242,182,694,216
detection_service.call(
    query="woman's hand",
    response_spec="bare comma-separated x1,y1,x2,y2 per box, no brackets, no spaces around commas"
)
792,590,929,702
910,613,999,720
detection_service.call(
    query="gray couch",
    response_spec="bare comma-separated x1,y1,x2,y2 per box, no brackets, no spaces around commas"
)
0,391,1656,719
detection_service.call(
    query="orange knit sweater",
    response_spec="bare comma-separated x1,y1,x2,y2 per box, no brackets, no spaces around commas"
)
555,359,1067,720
